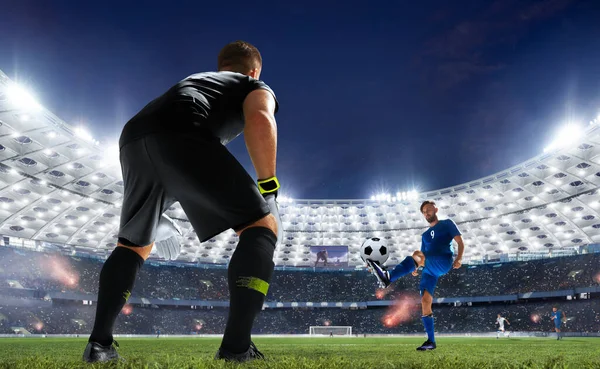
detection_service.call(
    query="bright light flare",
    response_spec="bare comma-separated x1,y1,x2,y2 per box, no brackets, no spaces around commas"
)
381,293,420,328
278,196,294,203
74,126,94,142
6,83,42,111
544,123,584,153
373,190,419,202
530,314,541,323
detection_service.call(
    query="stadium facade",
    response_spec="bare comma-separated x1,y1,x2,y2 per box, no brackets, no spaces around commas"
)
1,69,600,268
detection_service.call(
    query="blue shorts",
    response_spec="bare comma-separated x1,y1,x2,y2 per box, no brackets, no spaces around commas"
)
419,255,453,296
554,321,562,329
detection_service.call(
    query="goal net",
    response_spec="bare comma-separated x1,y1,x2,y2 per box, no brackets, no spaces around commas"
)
309,326,352,336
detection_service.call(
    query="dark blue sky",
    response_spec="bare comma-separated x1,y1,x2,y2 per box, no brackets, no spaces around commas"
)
1,0,599,199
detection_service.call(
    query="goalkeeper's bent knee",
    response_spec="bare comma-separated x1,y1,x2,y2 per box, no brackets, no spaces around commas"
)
235,213,278,237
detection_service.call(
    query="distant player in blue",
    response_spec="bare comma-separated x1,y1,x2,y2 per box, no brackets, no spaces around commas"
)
367,200,464,351
550,307,566,340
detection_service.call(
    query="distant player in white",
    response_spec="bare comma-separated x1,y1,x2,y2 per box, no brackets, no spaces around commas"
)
495,314,510,338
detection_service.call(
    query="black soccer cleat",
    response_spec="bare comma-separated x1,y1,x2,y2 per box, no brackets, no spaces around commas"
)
82,340,122,363
366,259,391,288
215,341,265,362
416,340,437,351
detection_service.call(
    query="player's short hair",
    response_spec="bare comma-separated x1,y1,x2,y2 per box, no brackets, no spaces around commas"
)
420,200,436,213
218,41,262,74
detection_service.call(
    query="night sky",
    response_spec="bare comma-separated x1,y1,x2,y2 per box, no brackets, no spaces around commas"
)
1,0,599,199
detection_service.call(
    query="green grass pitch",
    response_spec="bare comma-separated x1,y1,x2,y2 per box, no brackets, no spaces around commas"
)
0,336,598,369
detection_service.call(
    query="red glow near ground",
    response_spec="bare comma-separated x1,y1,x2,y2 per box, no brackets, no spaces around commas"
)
121,304,133,315
375,286,396,299
34,322,44,331
381,293,420,328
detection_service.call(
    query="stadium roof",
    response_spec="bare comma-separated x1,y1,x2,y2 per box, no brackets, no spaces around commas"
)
1,70,600,267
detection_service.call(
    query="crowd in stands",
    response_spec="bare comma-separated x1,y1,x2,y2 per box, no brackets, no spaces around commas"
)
0,247,598,302
0,246,599,335
1,299,598,335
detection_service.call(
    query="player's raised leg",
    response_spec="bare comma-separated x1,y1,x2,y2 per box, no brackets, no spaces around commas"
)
390,250,425,281
367,250,425,288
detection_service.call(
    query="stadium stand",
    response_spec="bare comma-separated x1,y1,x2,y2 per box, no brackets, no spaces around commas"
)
0,246,598,335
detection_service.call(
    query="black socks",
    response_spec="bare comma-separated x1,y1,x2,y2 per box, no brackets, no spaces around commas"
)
89,247,144,346
89,228,276,353
221,227,276,353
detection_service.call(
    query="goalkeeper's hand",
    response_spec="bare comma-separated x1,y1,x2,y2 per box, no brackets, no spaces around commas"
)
258,176,283,247
155,214,182,261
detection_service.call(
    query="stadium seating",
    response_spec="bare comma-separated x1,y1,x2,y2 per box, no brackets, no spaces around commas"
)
0,247,598,302
1,299,598,335
0,246,598,335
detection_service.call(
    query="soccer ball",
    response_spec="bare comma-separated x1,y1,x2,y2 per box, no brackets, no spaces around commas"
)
360,237,389,265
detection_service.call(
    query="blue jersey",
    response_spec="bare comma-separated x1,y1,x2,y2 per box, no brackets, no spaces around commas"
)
421,219,461,257
551,311,563,322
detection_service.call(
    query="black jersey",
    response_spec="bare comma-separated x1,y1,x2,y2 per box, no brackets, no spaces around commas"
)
119,71,278,147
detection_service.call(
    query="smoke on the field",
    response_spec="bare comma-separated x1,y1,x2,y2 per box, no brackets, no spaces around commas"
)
381,292,420,328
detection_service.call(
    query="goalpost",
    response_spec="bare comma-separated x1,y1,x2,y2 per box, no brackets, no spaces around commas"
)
309,326,352,336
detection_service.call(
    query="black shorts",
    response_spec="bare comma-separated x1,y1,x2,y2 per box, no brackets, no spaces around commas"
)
117,132,270,246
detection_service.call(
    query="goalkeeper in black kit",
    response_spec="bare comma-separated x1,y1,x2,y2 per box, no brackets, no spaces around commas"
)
83,40,282,363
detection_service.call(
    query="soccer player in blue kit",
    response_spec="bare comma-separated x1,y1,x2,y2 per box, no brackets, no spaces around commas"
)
550,307,566,340
367,200,465,350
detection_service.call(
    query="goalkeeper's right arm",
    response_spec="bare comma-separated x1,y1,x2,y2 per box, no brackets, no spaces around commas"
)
243,89,277,180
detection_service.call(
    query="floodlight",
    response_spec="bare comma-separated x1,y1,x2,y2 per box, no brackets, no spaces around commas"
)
74,126,94,142
543,123,584,152
6,83,42,111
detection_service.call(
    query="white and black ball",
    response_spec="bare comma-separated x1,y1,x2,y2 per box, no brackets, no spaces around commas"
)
360,237,389,265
